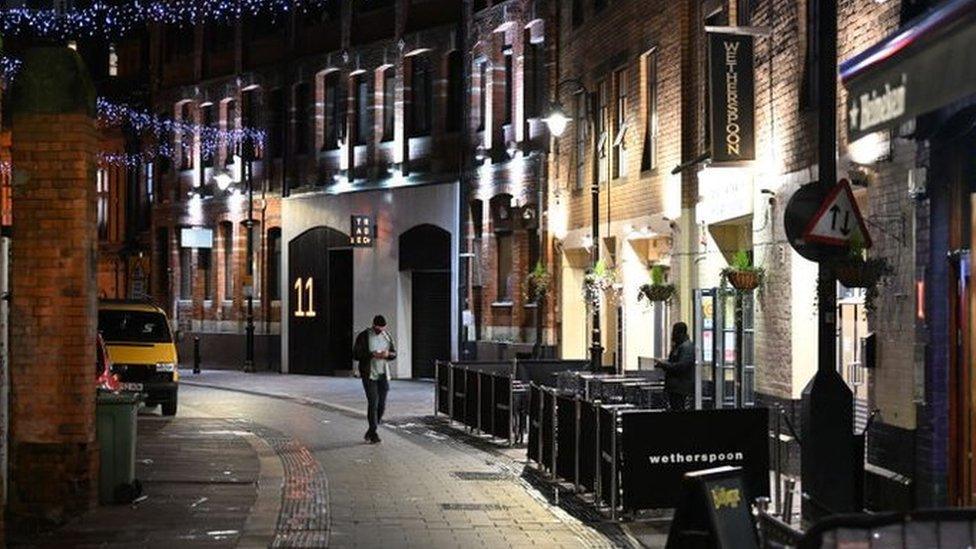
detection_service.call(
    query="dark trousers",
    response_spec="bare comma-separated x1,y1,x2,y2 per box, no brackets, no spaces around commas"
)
667,391,692,411
363,374,389,435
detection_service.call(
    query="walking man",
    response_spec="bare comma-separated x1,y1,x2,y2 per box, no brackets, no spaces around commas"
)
353,315,396,443
655,322,695,411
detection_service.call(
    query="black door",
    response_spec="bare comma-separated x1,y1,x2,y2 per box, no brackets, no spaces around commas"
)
327,249,354,372
411,271,450,378
288,226,351,375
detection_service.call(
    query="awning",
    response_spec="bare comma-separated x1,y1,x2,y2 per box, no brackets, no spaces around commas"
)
840,0,976,141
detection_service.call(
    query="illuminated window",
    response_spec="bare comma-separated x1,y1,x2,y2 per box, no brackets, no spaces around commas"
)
108,43,118,76
97,168,109,239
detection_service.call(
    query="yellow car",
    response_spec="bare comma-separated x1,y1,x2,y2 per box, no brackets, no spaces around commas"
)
97,300,180,416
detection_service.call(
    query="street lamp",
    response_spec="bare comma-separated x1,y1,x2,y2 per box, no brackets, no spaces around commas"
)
214,171,234,192
543,79,603,372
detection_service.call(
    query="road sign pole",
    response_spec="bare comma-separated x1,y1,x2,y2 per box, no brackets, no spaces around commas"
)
800,0,858,522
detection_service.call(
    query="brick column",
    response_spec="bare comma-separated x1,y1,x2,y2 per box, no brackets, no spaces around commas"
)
7,47,98,528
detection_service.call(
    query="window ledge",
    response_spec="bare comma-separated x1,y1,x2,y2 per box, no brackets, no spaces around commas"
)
491,301,514,308
524,303,538,309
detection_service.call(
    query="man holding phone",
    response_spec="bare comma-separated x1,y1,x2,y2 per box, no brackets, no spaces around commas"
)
353,315,397,443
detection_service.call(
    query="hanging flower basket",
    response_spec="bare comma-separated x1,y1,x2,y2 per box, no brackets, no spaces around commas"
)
638,283,675,302
833,258,888,288
725,270,761,291
523,261,552,304
582,260,616,308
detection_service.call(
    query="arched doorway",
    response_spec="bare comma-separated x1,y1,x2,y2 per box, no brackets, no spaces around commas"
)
288,226,353,375
400,224,451,378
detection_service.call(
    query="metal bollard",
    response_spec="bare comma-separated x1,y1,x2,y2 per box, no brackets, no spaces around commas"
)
193,336,201,374
782,477,796,525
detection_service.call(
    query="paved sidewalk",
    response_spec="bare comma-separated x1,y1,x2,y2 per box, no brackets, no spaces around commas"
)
180,368,435,419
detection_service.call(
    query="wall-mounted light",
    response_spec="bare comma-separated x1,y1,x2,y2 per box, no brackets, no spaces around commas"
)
542,102,571,137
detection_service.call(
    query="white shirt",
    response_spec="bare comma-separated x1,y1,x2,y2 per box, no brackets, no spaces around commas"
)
368,330,391,380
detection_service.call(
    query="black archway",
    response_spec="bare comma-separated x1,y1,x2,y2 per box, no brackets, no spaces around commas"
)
288,226,353,375
400,224,451,378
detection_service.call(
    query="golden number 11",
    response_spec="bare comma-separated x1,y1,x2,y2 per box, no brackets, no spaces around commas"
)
293,277,316,317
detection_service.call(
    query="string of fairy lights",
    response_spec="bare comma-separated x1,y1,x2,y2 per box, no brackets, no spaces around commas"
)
0,0,335,40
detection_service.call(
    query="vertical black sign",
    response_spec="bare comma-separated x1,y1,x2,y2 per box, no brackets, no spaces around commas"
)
708,32,755,163
350,215,374,247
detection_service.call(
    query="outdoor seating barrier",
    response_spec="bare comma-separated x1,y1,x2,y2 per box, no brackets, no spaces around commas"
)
796,508,976,549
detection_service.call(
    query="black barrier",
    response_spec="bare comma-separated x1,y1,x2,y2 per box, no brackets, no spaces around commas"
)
542,389,555,472
666,466,759,549
478,371,493,433
527,385,541,464
451,367,466,424
516,359,590,386
579,399,599,492
436,361,450,416
619,408,770,510
598,405,616,507
464,369,479,428
492,374,512,440
555,395,577,481
799,508,976,548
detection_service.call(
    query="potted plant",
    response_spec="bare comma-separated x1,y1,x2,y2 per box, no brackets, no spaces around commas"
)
638,264,675,302
582,259,615,307
721,250,765,291
523,261,552,305
828,232,893,312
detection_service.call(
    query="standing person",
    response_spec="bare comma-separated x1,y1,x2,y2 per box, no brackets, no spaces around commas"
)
353,315,397,443
656,322,695,411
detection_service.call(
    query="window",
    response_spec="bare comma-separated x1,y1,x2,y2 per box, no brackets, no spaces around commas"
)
801,0,820,110
575,93,587,190
108,43,118,76
180,247,193,300
323,72,343,150
269,88,284,158
410,56,432,136
503,48,513,125
294,82,310,154
382,67,395,141
143,162,154,220
268,228,281,301
221,222,234,299
597,79,609,182
97,168,109,239
201,248,213,301
642,49,659,172
446,51,463,132
242,88,261,159
525,39,546,119
572,0,584,27
612,68,628,179
179,102,194,170
98,310,173,344
496,233,513,302
201,104,214,168
355,75,370,145
224,99,237,166
478,61,488,131
246,221,262,299
737,0,754,25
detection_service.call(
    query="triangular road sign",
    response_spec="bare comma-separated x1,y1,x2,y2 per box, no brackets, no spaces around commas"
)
801,179,872,248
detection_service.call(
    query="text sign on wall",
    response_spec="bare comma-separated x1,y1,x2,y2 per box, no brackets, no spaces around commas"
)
708,32,755,163
350,215,374,248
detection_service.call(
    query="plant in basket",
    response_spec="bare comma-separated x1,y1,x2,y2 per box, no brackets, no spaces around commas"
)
720,250,765,291
582,259,615,308
523,261,552,304
826,232,893,312
638,264,675,303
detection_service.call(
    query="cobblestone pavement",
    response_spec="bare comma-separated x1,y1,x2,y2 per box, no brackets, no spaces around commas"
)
184,383,640,548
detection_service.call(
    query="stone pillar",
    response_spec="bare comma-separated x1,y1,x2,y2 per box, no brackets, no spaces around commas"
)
7,47,98,528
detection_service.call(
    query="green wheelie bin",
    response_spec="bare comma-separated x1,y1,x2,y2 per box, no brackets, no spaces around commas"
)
96,390,143,504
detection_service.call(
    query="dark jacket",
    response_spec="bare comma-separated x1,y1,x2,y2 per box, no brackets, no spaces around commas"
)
659,339,695,396
353,328,397,378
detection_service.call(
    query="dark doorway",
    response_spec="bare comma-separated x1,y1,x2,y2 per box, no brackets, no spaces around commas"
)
400,224,451,378
288,226,352,375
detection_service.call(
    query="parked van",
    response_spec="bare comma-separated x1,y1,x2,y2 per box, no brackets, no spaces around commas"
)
97,300,179,415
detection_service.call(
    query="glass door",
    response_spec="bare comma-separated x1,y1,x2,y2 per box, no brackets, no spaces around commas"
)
695,289,717,409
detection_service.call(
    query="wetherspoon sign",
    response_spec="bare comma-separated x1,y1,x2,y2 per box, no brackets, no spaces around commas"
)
708,31,755,163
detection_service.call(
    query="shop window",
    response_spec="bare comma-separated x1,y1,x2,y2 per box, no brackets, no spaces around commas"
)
505,48,515,126
223,99,237,165
575,93,588,190
97,168,109,239
496,233,514,302
410,56,432,136
597,79,609,183
446,51,463,132
355,74,370,145
322,72,344,150
642,48,659,172
201,104,214,168
294,82,310,154
267,227,281,301
180,247,192,300
612,67,628,179
201,247,213,301
382,67,395,141
268,88,284,158
179,102,194,171
221,222,234,300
